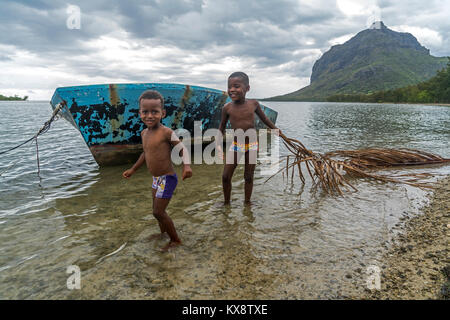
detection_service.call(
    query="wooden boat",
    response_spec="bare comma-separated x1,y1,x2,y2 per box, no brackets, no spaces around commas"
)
50,83,278,166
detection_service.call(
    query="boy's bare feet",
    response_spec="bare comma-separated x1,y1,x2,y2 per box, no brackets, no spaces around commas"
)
160,240,181,252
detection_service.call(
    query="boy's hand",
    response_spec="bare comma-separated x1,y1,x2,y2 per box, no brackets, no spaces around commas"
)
122,168,135,179
182,166,193,180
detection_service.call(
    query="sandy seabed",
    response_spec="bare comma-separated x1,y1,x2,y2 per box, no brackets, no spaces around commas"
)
362,176,449,300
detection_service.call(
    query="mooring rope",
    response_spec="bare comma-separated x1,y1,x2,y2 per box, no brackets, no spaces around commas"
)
0,101,65,177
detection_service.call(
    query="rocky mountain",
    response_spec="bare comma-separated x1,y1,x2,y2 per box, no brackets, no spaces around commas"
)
267,22,448,101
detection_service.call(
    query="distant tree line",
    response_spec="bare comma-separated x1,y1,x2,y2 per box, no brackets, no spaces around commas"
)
0,93,29,101
327,57,450,104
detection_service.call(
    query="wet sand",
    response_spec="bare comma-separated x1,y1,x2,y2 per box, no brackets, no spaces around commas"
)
362,176,449,300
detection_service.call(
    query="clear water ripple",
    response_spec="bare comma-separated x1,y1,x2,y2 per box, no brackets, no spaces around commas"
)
0,101,449,299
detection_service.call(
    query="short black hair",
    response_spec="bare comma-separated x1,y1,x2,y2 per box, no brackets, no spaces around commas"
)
228,71,249,86
138,90,164,109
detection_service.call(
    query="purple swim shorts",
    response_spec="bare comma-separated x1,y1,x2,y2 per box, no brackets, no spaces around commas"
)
152,173,178,199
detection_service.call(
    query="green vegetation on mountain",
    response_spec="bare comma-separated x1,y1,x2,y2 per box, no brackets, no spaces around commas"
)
0,93,28,101
327,57,450,103
265,22,447,101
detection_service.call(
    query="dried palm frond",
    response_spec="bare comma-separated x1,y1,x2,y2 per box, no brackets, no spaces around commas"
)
266,133,450,194
325,148,449,169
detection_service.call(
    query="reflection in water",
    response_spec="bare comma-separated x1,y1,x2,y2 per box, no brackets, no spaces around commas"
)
303,102,450,152
0,101,449,299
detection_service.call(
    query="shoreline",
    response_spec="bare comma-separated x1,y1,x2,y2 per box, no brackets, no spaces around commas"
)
363,176,450,299
260,100,450,106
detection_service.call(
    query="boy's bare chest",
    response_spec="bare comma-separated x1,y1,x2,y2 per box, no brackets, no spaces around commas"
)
142,132,169,152
228,105,255,123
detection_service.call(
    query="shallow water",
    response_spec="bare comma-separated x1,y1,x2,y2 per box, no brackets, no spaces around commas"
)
0,101,449,299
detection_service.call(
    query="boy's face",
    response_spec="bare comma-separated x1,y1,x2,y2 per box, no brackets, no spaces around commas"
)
139,98,165,128
227,77,249,102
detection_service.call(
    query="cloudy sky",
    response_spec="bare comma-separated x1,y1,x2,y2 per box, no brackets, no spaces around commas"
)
0,0,449,100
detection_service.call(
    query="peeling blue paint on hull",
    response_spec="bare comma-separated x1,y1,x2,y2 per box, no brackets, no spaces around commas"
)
50,83,278,166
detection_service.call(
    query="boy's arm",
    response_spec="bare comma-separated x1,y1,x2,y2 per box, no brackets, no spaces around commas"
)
216,105,229,153
123,129,146,178
123,152,145,178
168,128,192,180
218,105,229,134
254,101,282,135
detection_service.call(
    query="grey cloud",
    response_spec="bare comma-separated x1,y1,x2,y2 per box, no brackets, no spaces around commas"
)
0,54,12,61
0,0,449,99
0,0,366,69
112,0,204,39
0,1,101,55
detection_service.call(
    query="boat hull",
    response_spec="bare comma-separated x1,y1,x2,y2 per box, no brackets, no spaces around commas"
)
50,83,278,166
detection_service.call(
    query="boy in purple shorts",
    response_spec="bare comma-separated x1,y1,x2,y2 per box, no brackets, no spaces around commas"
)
123,90,192,252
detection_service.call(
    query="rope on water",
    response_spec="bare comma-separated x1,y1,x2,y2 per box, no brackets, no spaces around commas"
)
0,101,65,177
